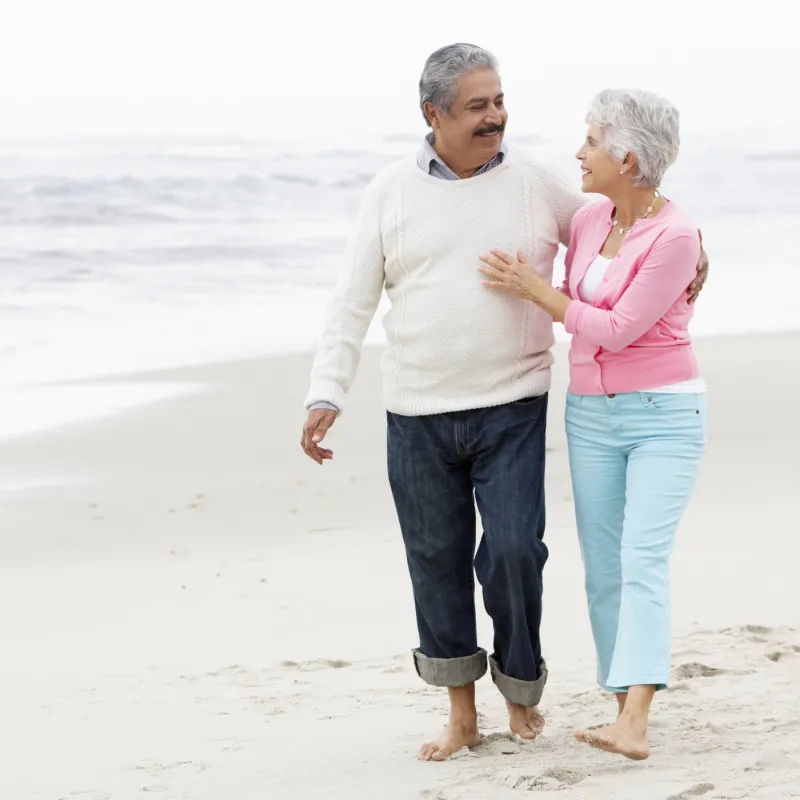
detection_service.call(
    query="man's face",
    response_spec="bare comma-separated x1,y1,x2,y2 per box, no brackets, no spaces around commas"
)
428,68,507,167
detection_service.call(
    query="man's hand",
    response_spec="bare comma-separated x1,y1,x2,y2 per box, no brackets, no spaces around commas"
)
688,229,709,304
301,409,337,464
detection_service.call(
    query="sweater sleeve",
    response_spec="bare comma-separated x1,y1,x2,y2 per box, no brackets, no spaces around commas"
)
538,163,590,247
304,176,388,412
559,205,590,298
563,232,700,352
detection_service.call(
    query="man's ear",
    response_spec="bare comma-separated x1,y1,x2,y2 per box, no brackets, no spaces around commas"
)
423,101,440,130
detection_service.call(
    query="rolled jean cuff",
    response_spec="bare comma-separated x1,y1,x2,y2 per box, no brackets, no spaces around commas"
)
412,648,488,687
489,655,548,706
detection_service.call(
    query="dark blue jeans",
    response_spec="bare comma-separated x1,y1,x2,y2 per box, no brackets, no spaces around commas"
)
387,394,549,706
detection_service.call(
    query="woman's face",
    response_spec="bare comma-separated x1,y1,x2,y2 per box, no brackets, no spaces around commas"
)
576,123,624,194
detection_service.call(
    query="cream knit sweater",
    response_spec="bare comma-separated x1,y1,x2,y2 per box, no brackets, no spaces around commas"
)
305,148,588,416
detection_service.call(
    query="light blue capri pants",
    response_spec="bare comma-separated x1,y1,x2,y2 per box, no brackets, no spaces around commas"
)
565,391,708,693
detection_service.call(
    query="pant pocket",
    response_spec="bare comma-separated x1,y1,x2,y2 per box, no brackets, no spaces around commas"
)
643,393,703,413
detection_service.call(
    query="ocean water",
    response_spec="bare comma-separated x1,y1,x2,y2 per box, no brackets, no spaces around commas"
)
0,134,798,435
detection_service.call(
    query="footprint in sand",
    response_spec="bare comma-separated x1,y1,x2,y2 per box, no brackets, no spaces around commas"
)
746,753,798,771
766,651,783,662
721,624,786,644
666,782,714,800
496,767,586,791
740,624,774,635
766,647,799,662
127,760,208,776
480,732,520,755
673,662,725,680
539,767,586,786
61,793,111,800
280,658,352,670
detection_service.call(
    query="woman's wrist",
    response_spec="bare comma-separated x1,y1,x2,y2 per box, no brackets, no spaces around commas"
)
526,276,549,304
525,271,547,305
528,281,572,323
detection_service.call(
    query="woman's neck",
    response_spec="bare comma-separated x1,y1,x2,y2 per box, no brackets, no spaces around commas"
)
609,186,662,228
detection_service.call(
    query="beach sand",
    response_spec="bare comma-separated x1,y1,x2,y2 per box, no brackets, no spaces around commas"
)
1,333,799,800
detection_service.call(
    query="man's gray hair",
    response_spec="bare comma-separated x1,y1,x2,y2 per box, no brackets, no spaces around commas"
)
587,89,680,188
419,43,499,127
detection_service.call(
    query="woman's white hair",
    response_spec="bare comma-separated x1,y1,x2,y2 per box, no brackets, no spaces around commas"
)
587,89,680,188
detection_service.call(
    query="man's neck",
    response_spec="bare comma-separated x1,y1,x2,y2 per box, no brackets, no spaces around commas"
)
432,144,483,179
432,137,505,179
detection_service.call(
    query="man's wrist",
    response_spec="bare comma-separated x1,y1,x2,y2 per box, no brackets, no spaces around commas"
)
309,401,339,413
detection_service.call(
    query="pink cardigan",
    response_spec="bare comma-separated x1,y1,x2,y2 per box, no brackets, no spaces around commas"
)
562,198,702,395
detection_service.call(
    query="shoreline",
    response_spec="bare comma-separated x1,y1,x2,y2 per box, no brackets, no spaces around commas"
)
4,327,800,444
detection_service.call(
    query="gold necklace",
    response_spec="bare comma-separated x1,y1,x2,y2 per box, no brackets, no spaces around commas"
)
612,190,660,235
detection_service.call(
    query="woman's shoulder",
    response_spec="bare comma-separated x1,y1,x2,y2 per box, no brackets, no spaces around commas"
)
658,201,700,242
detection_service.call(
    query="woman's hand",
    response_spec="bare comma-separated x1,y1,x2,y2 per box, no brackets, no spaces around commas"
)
479,250,546,301
480,249,573,323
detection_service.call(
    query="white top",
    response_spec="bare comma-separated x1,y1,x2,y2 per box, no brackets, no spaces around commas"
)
578,255,706,395
305,150,588,416
577,254,614,305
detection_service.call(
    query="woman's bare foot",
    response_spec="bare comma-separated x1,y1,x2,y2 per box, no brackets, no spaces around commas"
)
574,717,650,760
419,720,481,761
506,700,545,740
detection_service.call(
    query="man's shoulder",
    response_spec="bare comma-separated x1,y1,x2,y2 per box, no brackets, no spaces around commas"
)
506,146,589,212
366,155,418,194
506,146,572,186
573,196,609,226
353,156,417,212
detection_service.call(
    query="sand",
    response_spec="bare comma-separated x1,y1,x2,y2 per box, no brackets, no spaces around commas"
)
1,333,799,800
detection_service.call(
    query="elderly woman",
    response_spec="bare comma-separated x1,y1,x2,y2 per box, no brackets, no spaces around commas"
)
480,89,707,760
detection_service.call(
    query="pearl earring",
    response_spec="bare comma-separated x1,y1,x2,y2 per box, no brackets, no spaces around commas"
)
619,170,624,174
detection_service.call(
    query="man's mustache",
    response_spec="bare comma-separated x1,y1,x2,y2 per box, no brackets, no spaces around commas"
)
474,124,505,137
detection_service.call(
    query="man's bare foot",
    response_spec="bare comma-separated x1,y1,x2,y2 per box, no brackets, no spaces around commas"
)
419,720,481,762
506,700,545,740
419,683,480,762
574,718,650,761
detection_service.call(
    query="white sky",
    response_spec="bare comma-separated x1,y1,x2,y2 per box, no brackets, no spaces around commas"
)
1,0,795,139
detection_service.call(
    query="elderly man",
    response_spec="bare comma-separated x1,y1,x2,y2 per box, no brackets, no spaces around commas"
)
301,43,706,761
